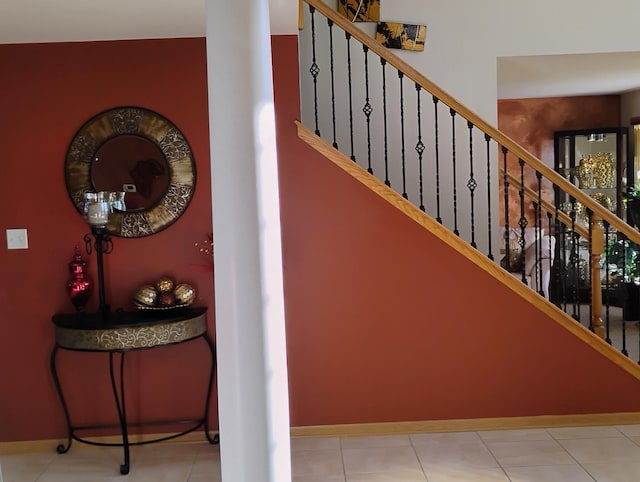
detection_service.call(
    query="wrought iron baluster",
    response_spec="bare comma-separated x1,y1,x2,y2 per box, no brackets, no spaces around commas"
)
547,210,553,300
532,200,541,293
518,158,528,285
587,210,594,331
399,71,407,199
327,18,338,149
467,121,477,249
309,6,321,136
415,83,425,211
451,109,459,236
535,171,543,296
553,201,565,309
502,146,510,269
603,221,612,345
559,220,568,310
381,58,390,186
345,32,356,162
362,45,373,174
569,203,580,322
434,97,442,224
485,134,493,260
622,239,629,357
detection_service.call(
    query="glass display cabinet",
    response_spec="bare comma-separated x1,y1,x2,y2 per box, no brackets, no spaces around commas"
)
554,127,630,222
550,127,631,305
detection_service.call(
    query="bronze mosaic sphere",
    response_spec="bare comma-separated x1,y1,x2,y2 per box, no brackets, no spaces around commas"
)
174,283,196,305
133,285,158,306
155,276,175,293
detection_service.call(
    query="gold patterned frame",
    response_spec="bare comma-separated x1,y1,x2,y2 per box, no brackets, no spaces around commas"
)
65,106,196,238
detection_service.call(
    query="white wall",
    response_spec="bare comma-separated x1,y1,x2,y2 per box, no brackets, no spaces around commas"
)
381,1,640,123
299,1,640,253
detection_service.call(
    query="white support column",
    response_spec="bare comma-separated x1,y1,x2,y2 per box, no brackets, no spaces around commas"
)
205,1,291,481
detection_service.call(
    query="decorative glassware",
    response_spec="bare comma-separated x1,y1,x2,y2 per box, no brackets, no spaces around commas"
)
111,191,127,212
594,152,615,189
83,192,97,219
84,192,111,227
576,156,597,189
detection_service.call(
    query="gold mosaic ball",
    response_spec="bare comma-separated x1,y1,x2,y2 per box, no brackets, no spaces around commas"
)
174,283,196,305
134,285,158,306
155,276,175,293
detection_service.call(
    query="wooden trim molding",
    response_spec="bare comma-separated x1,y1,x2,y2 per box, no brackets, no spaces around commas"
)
4,413,640,454
291,412,640,438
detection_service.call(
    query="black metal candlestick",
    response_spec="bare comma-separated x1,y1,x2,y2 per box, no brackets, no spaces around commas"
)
84,227,113,320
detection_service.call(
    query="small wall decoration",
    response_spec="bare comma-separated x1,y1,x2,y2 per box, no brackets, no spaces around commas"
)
338,0,380,22
375,22,427,51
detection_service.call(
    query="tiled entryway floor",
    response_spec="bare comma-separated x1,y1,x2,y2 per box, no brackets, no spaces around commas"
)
5,424,640,481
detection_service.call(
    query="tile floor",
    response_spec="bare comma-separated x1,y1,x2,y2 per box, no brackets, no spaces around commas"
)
5,424,640,481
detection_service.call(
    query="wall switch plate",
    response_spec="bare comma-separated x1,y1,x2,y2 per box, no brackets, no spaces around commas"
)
6,228,28,249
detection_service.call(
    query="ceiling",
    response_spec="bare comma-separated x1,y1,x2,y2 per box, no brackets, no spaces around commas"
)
0,0,297,44
497,51,640,100
1,1,638,100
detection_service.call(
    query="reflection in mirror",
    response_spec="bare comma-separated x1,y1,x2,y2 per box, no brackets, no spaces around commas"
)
92,135,169,212
65,107,196,238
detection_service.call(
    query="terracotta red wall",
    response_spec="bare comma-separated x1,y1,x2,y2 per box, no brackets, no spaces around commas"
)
2,37,640,444
272,39,640,425
0,39,215,442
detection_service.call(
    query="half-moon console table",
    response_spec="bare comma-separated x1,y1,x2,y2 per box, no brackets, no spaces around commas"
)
50,306,218,475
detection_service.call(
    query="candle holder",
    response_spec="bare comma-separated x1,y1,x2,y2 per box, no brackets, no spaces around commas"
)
82,191,125,321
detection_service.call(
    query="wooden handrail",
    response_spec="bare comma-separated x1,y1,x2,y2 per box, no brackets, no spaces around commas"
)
303,0,640,247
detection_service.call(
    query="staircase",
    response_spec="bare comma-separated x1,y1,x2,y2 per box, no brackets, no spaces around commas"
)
296,0,640,381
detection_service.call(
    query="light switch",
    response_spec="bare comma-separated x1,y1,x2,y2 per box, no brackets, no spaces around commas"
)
6,228,28,249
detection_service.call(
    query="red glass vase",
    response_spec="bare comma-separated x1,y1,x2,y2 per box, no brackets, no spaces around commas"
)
66,245,92,312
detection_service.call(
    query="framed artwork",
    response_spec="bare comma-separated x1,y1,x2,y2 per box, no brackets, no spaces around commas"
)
338,0,380,23
375,22,427,51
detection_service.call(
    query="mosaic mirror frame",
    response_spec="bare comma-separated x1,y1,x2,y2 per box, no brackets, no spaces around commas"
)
64,106,196,238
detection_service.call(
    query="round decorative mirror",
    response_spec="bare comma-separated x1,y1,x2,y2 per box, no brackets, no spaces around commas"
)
65,107,196,237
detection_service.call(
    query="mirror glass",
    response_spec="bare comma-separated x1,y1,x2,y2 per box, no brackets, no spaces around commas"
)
65,107,196,237
92,135,169,212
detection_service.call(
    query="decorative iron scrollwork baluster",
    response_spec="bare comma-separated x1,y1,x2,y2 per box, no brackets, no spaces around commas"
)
415,83,425,211
309,6,321,136
518,158,528,285
467,121,477,249
362,45,373,174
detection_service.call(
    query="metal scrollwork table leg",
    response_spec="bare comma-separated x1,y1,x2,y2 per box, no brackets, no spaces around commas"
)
49,320,218,475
